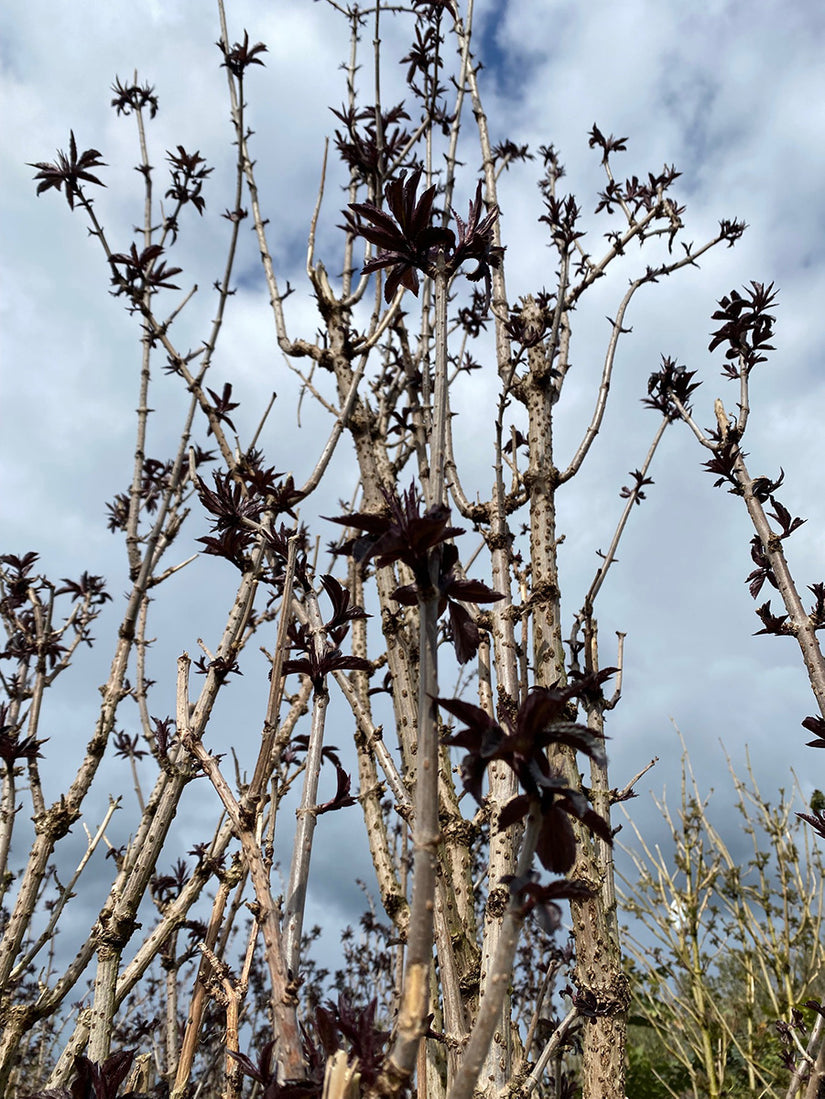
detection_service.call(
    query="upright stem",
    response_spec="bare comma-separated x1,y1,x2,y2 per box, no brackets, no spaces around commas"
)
283,683,329,976
428,255,450,508
448,807,541,1099
177,655,305,1082
732,440,825,715
381,583,440,1090
380,260,449,1093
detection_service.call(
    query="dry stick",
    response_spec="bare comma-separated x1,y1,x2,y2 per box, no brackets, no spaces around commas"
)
0,754,13,908
163,932,180,1084
9,797,120,984
84,545,264,1062
381,581,440,1090
48,810,236,1087
520,959,560,1074
791,1014,825,1099
461,332,521,1099
678,393,825,718
306,139,329,278
346,565,410,938
298,338,377,500
192,942,244,1099
447,806,542,1099
171,873,237,1099
579,415,669,617
202,7,253,373
0,631,135,1085
338,9,362,302
583,619,626,965
86,754,197,1063
210,940,249,1099
217,0,294,354
441,0,473,218
282,571,410,813
731,439,825,716
124,97,156,581
245,536,297,810
522,271,630,1095
133,593,154,792
433,880,469,1078
283,589,331,976
333,668,409,807
380,259,450,1091
804,1040,825,1099
523,1006,579,1096
427,254,450,509
561,224,734,481
559,279,639,484
177,656,305,1082
282,677,328,977
479,403,521,1077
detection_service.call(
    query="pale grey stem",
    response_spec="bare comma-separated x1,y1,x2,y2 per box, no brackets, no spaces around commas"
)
178,655,306,1082
283,681,329,977
49,818,236,1088
523,1006,579,1095
333,668,409,807
381,585,441,1086
560,281,642,484
427,257,450,508
0,760,15,910
576,413,669,624
10,797,121,982
729,435,825,716
448,806,541,1099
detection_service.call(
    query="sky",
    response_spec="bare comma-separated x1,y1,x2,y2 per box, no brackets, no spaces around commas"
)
3,0,825,1001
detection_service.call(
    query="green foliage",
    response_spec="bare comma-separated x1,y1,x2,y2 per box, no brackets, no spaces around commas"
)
626,1025,693,1099
620,736,825,1098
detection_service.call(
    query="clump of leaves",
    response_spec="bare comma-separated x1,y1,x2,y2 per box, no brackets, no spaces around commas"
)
392,541,503,663
287,736,357,815
22,1050,142,1099
0,701,43,765
165,145,212,216
327,482,462,579
331,102,411,184
231,994,390,1099
228,1036,320,1099
620,470,654,505
643,355,701,420
700,431,744,494
439,673,615,873
0,556,110,675
327,483,501,662
109,243,182,304
709,281,777,376
217,30,268,78
344,168,503,304
197,468,265,533
205,381,240,435
315,994,390,1090
283,575,372,690
29,131,107,210
110,76,158,119
0,551,42,612
503,872,593,934
195,447,310,574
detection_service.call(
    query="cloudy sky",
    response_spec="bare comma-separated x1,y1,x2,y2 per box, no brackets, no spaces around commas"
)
3,0,825,986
